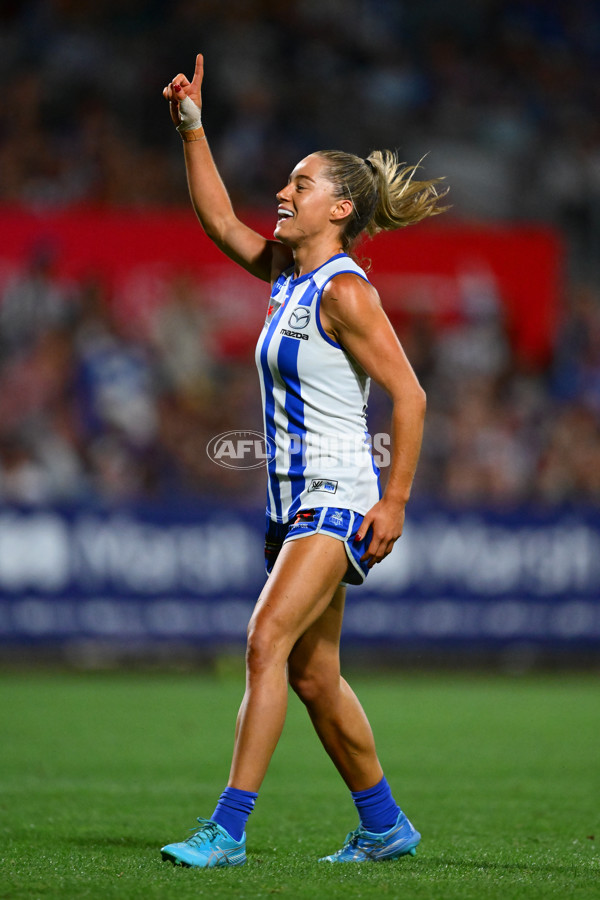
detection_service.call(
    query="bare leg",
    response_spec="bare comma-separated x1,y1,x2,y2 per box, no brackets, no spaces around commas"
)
288,586,383,791
227,533,348,792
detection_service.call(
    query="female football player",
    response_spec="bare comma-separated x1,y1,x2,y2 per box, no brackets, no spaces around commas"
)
160,53,447,868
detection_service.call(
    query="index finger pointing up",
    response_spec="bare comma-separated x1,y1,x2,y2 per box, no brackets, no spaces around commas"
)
191,53,204,91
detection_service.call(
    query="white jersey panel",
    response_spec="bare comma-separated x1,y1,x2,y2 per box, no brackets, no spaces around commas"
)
255,253,381,523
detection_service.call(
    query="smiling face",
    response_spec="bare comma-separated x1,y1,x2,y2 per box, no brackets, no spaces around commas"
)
274,154,352,248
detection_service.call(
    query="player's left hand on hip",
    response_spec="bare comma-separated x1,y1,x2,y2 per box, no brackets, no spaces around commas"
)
356,498,405,567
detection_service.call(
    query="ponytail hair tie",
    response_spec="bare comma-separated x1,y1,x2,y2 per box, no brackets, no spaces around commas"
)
364,157,377,174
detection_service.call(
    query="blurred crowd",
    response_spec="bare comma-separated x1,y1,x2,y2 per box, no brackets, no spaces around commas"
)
0,0,599,508
414,280,600,506
0,247,599,508
1,1,599,269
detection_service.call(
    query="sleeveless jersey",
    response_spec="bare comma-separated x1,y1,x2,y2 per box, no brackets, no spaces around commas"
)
255,253,381,524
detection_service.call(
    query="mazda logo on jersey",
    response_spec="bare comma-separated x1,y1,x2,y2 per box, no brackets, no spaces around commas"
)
288,308,311,329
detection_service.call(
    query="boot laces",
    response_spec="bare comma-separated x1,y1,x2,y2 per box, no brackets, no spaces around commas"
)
186,818,222,847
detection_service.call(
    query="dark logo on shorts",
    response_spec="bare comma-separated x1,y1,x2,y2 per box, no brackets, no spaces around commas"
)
308,479,338,494
289,509,316,529
280,328,309,341
288,308,311,329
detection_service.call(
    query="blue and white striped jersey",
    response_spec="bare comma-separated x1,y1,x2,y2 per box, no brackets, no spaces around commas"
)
255,253,381,524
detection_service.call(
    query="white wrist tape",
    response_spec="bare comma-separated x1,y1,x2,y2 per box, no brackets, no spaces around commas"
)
176,95,202,132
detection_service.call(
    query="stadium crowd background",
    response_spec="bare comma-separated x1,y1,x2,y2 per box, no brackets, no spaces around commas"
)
0,0,599,509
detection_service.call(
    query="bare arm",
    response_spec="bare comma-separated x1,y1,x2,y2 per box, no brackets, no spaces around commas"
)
163,55,292,283
321,273,427,567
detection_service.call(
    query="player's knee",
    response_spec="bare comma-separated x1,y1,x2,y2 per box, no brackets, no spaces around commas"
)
245,618,286,676
288,664,336,708
245,625,271,675
288,670,320,705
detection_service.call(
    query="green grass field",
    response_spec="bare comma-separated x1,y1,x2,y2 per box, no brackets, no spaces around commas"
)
0,670,598,899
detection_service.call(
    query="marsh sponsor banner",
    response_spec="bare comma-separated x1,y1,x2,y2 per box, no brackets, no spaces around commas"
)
0,504,599,645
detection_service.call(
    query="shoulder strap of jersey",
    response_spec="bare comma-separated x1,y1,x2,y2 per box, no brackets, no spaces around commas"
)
312,254,368,290
271,265,294,297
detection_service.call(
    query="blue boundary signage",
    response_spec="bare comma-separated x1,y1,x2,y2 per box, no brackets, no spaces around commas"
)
0,503,599,647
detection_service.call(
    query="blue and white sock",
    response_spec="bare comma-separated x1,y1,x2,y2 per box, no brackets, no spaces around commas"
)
211,786,258,841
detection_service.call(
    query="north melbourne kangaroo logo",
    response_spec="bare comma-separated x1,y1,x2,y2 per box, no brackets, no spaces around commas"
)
329,510,345,527
288,308,311,329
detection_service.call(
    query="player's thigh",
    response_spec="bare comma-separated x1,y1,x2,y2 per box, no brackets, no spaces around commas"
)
249,534,348,653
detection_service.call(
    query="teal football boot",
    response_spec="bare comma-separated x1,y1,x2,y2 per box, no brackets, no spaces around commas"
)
319,811,420,862
161,817,246,868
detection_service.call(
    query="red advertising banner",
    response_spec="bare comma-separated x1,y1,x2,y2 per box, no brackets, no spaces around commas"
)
0,207,563,365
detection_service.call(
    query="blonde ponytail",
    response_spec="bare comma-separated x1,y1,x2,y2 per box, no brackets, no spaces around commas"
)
364,150,449,235
316,149,449,253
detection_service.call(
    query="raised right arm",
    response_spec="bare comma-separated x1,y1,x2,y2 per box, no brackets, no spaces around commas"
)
163,54,292,283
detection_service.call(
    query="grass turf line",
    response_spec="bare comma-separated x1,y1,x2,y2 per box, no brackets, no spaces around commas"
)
0,672,598,899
